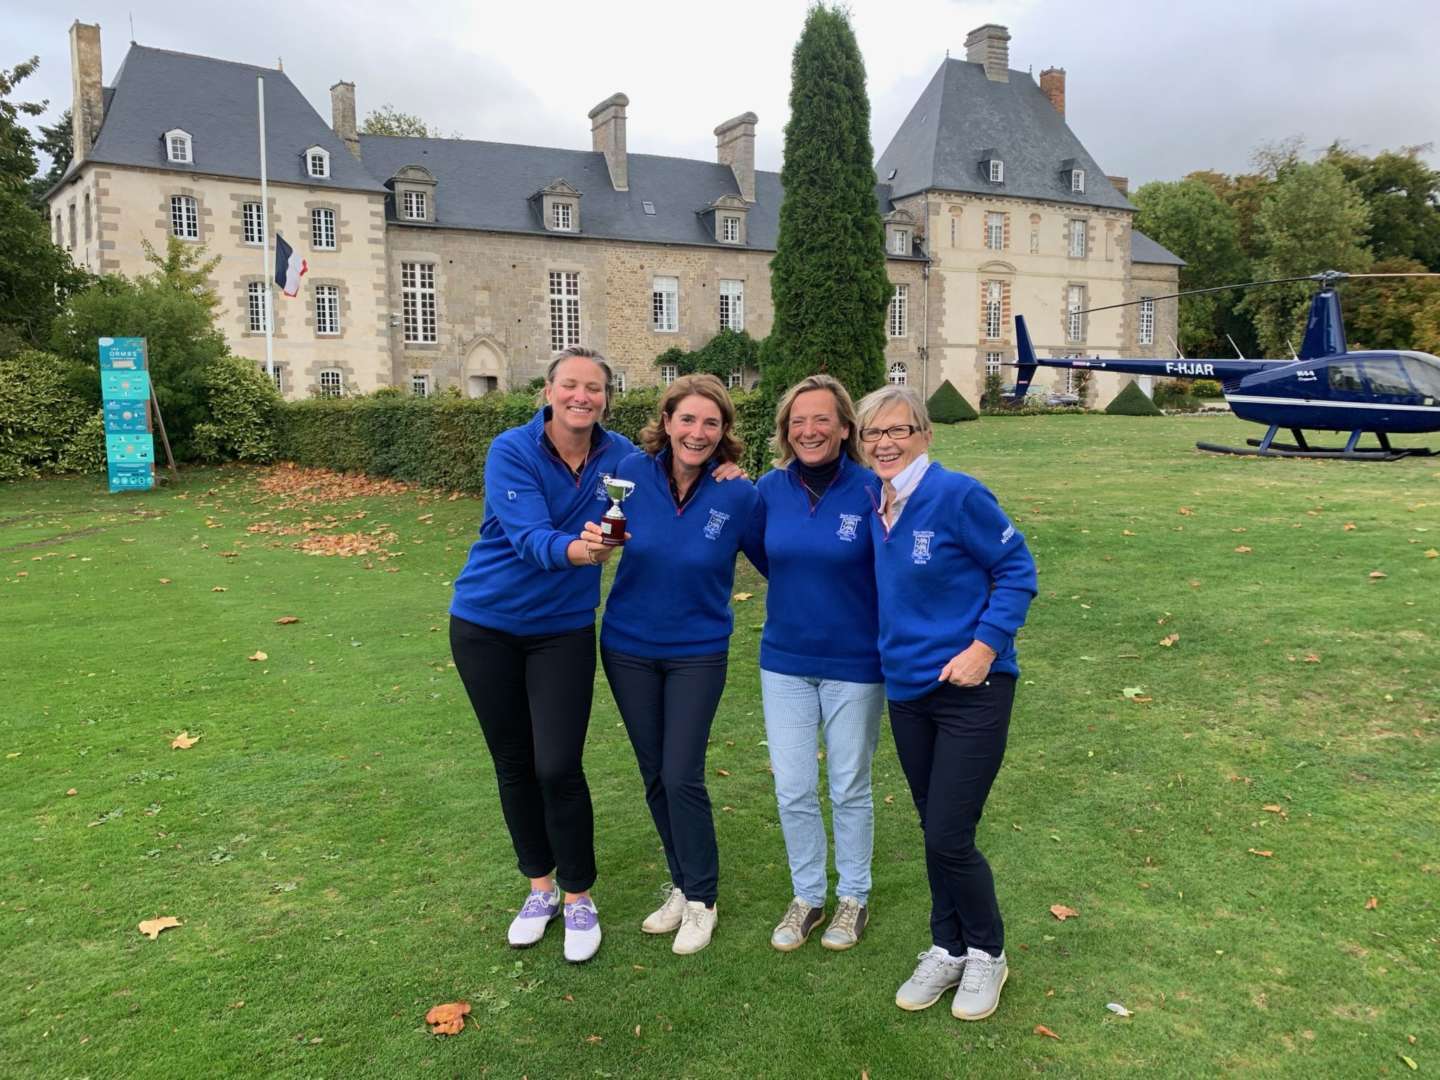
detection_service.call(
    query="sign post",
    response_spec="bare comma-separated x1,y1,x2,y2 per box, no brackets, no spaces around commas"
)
99,337,156,493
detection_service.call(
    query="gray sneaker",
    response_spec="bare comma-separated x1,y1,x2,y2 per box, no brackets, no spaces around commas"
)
820,896,868,951
951,948,1008,1020
895,945,965,1011
770,897,825,952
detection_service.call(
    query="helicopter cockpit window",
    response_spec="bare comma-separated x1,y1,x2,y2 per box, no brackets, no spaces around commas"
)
1327,361,1366,394
1362,359,1415,398
1401,357,1440,399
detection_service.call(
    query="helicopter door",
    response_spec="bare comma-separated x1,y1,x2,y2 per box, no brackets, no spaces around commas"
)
1362,358,1419,403
1401,358,1440,405
1326,359,1369,401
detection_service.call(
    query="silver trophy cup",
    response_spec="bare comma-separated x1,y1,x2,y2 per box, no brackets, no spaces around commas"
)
599,476,636,547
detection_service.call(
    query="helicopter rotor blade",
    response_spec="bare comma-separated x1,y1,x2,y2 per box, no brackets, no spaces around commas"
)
1336,272,1440,279
1074,275,1320,316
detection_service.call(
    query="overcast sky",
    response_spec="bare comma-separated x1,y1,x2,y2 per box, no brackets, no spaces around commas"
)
10,0,1440,186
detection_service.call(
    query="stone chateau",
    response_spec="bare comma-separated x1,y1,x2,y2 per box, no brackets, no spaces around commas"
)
47,21,1180,406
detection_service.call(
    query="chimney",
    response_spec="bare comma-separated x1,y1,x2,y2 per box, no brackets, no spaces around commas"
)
589,93,629,192
69,21,103,166
330,81,360,158
964,24,1010,83
1039,67,1066,117
1107,176,1130,196
714,112,757,203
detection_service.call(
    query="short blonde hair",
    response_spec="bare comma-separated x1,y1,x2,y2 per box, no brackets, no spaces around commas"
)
770,374,862,467
639,373,744,464
538,346,614,419
854,384,931,435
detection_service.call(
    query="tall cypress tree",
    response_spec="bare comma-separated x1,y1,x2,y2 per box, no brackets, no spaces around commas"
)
761,5,888,401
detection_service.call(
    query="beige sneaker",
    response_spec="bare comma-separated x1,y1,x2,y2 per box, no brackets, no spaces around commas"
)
770,897,825,952
672,900,717,955
820,895,868,951
641,884,686,934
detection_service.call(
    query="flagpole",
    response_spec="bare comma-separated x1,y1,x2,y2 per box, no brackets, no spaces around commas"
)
258,75,274,381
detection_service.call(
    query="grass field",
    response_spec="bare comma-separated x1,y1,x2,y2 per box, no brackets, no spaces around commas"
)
2,413,1437,1079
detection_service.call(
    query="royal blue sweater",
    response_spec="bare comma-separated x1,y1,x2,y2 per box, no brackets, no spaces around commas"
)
600,450,765,659
756,455,884,683
450,408,637,635
870,463,1038,701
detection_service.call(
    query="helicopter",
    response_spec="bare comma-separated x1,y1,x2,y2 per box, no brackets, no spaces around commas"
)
1010,270,1440,460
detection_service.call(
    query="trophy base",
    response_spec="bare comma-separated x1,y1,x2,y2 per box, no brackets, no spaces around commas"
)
600,517,627,547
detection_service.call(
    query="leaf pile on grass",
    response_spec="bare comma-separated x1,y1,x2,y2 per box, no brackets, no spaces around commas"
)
256,464,413,508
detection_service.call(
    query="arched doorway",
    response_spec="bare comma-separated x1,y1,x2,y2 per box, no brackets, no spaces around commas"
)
464,338,507,397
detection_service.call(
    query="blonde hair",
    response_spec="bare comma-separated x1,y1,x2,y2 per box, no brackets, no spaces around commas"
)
854,384,932,435
538,346,614,419
770,374,861,468
639,373,744,464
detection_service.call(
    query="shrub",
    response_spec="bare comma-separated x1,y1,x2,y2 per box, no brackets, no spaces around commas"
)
0,349,102,480
927,380,978,423
1105,380,1164,416
191,355,283,463
1191,378,1223,398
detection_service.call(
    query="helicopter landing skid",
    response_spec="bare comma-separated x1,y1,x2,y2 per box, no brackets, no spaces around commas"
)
1196,426,1434,461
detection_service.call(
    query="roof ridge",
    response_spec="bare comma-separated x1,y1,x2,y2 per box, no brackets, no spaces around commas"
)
124,42,289,78
358,134,780,178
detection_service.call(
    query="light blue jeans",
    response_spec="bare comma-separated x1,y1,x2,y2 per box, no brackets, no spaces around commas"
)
760,669,885,907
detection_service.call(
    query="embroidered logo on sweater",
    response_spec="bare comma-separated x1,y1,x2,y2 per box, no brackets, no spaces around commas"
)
836,513,862,542
1001,523,1015,545
703,508,731,540
594,480,608,501
911,530,935,565
506,490,517,501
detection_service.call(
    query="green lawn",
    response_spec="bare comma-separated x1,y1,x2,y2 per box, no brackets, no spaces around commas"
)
2,414,1437,1078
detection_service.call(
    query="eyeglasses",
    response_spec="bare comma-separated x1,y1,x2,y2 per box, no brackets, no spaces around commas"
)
859,424,921,442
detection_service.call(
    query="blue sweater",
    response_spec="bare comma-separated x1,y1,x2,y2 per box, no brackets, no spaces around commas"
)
449,408,637,635
756,455,884,683
870,463,1038,701
600,450,765,659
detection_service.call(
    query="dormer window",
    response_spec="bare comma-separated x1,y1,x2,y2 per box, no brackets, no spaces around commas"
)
1071,168,1085,193
721,215,741,243
390,165,438,225
165,129,192,164
989,159,1004,183
890,229,910,256
534,178,582,234
1061,159,1085,194
700,194,749,245
402,190,427,221
305,147,331,179
552,201,575,231
883,208,918,259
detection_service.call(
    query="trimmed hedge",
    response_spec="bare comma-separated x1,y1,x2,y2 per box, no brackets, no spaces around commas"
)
0,350,104,480
1105,380,1164,416
927,380,978,423
275,387,778,495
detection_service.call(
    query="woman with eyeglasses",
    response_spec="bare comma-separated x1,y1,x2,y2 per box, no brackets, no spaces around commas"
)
853,385,1037,1022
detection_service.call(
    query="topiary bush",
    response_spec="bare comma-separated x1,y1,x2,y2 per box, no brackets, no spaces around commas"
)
927,380,978,423
1105,380,1164,416
0,349,103,480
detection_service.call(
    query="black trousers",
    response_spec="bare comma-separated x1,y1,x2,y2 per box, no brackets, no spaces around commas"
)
601,648,728,907
888,675,1015,956
450,615,598,894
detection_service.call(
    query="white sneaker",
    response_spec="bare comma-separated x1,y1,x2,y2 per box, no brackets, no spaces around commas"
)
507,887,560,947
895,945,965,1011
671,900,717,955
951,948,1008,1020
563,897,602,963
641,884,687,934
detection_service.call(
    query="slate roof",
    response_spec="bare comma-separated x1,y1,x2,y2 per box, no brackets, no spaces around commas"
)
77,45,382,192
876,58,1134,212
1131,229,1185,266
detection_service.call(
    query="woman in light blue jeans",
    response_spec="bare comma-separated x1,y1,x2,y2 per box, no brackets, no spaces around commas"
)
754,375,885,952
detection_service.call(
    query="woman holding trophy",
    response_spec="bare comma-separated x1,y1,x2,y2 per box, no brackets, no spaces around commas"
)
448,346,635,965
583,374,764,956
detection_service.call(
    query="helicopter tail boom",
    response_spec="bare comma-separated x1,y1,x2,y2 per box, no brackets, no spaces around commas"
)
1010,316,1273,384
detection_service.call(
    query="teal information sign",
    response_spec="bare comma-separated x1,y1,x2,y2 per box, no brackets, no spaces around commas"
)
99,337,155,493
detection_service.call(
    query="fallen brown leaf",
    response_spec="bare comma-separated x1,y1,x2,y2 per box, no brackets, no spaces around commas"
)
1303,653,1321,663
1049,904,1079,921
1034,1024,1061,1040
1343,522,1357,531
1425,549,1438,559
883,794,895,805
65,788,78,796
715,769,731,777
1178,506,1194,516
248,651,268,662
138,916,181,940
170,732,199,750
584,1034,603,1045
1364,896,1378,910
1122,529,1136,537
1234,545,1253,554
425,1001,470,1036
211,586,227,592
158,578,172,585
1261,804,1285,814
1159,633,1179,647
1369,570,1387,579
1247,848,1273,858
733,592,753,602
275,616,301,625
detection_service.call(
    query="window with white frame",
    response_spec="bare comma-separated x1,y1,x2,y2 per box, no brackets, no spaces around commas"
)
315,284,340,335
721,215,740,243
652,276,678,332
548,270,580,352
307,149,330,179
263,364,284,394
1068,219,1087,258
890,228,910,255
660,364,678,386
247,281,269,333
1067,284,1086,342
727,369,743,389
311,207,336,250
170,195,198,239
888,284,908,338
719,279,744,332
401,262,438,343
1139,297,1155,345
411,373,430,397
319,369,343,397
166,131,192,164
984,280,1003,341
888,362,908,386
986,212,1004,251
989,159,1004,183
242,201,263,245
985,351,1003,376
552,201,573,231
1071,168,1085,193
613,370,627,393
1065,368,1080,394
402,190,427,221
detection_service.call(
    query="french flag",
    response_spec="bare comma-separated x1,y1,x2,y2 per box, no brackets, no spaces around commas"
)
274,233,308,297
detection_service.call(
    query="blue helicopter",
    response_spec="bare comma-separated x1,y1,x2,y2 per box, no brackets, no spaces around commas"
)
1011,271,1440,460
